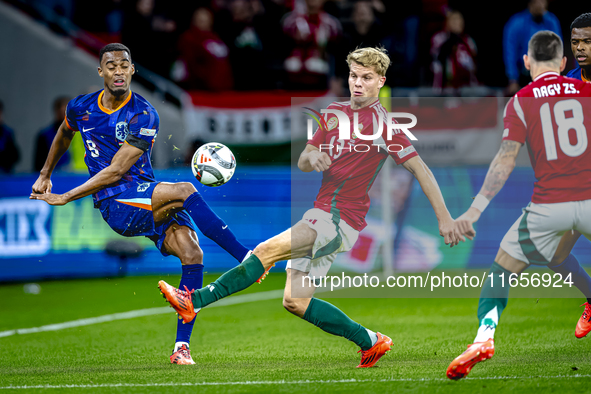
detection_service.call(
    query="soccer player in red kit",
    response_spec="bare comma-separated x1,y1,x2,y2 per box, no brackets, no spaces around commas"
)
447,31,591,380
159,47,462,368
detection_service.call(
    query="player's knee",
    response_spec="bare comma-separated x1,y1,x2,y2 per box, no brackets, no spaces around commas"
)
180,244,203,266
253,240,273,267
176,182,197,200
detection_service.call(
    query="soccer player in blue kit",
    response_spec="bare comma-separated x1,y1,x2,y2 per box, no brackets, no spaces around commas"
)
30,43,251,365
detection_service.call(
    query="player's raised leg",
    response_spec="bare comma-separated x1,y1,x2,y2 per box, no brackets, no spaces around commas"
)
152,181,250,263
447,248,526,380
283,268,391,368
159,221,318,322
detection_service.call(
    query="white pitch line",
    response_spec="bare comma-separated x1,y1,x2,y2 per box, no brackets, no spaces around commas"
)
0,289,284,339
1,375,591,390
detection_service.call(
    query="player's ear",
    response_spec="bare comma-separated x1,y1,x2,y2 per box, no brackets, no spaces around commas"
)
560,56,567,72
98,66,103,78
131,63,135,75
379,76,386,89
523,54,531,71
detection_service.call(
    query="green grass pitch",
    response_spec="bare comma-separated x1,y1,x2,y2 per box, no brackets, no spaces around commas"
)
1,273,590,393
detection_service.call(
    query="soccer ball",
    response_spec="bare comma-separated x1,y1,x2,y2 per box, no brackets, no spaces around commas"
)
191,142,236,187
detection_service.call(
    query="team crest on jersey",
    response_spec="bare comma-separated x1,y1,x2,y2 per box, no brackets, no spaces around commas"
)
115,122,129,143
137,182,150,192
327,117,338,131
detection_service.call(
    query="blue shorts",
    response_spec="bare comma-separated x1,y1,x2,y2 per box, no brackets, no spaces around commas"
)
98,182,196,256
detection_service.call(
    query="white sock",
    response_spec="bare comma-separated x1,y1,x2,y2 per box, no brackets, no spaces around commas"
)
366,329,378,346
242,250,253,263
473,307,499,343
174,341,190,352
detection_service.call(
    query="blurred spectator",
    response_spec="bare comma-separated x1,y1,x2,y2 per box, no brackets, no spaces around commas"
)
503,0,561,95
338,1,386,93
215,0,268,90
0,100,20,174
73,0,123,41
282,0,342,91
430,10,478,91
342,1,385,50
379,1,420,87
34,96,71,172
121,0,178,76
173,8,233,91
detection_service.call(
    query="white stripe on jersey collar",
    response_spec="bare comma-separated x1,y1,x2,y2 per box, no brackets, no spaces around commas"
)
533,71,559,81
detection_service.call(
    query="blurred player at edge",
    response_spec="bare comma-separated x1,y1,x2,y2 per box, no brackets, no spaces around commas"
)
30,43,251,365
447,31,591,380
566,13,591,82
158,47,463,368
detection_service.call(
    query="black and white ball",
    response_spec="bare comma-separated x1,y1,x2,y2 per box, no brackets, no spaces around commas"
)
191,143,236,187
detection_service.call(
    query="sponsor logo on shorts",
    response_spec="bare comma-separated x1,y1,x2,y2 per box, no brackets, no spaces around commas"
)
140,128,156,136
137,182,150,192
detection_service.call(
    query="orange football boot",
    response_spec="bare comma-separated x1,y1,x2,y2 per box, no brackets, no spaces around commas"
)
576,302,591,338
256,263,275,284
446,339,495,380
158,280,200,324
170,344,195,365
357,332,393,368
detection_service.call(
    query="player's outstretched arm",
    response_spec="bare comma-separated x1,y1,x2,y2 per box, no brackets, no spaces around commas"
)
31,121,75,195
456,140,522,240
298,144,332,173
402,155,462,247
30,142,143,206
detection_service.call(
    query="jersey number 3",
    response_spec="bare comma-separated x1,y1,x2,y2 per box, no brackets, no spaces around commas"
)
86,139,99,158
540,99,588,161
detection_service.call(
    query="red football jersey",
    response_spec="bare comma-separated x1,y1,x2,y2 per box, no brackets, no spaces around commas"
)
307,100,418,230
503,71,591,203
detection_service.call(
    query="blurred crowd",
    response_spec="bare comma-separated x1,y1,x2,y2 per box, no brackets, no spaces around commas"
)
14,0,576,96
0,0,584,173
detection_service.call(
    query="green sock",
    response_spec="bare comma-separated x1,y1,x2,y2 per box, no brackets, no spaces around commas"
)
191,254,264,308
303,298,374,350
474,261,510,342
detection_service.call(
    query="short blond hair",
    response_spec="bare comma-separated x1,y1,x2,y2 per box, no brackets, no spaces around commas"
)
346,47,391,76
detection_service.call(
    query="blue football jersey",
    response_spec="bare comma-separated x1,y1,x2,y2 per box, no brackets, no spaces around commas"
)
566,66,590,82
566,66,583,80
65,90,159,205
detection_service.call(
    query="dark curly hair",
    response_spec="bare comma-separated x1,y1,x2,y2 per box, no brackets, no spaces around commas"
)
571,13,591,31
99,43,131,65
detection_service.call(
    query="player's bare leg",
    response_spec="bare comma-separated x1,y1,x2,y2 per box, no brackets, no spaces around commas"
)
152,182,250,263
253,222,318,282
447,248,526,380
151,182,194,222
160,225,203,365
283,268,392,367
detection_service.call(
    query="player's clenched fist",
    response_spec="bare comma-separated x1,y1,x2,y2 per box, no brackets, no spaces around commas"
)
308,151,332,172
31,176,53,195
439,217,464,248
454,207,480,241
